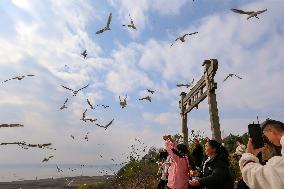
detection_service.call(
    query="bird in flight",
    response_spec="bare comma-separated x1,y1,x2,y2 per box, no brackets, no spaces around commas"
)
61,84,89,96
0,124,24,128
223,74,242,82
96,119,114,130
70,135,75,140
171,32,198,47
119,95,127,108
139,96,152,102
81,50,87,59
96,13,112,34
80,109,87,122
85,117,97,123
60,98,68,110
231,8,267,20
84,132,90,141
87,99,95,110
176,78,195,88
146,89,155,94
80,109,97,123
122,14,137,30
42,156,54,162
101,104,110,109
2,75,35,84
56,165,63,172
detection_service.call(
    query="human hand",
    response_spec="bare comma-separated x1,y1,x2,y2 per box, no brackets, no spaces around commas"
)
246,138,263,156
190,170,200,177
189,179,200,186
163,135,169,141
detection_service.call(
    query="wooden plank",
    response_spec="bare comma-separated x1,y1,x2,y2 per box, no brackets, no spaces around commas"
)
184,91,207,113
183,75,206,106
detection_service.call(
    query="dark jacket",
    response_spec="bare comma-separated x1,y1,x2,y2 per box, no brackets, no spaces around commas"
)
192,144,204,168
198,154,234,189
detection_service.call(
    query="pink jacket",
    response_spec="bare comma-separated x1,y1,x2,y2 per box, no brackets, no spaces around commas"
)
165,140,189,189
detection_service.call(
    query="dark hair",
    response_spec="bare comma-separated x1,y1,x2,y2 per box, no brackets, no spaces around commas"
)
159,150,169,160
236,137,243,144
262,119,284,132
172,144,196,170
207,140,229,159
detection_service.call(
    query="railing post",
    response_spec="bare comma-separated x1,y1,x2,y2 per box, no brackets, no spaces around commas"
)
180,92,188,145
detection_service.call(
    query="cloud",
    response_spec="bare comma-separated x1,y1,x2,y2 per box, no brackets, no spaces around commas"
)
108,0,190,36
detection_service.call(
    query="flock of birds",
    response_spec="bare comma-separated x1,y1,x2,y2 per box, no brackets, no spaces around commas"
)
0,3,268,184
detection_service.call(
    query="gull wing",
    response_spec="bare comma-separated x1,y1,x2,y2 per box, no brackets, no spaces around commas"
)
234,74,243,79
105,119,114,128
64,98,68,104
171,38,179,47
2,78,12,83
61,85,74,92
87,99,94,109
257,9,267,14
77,84,89,91
95,123,104,128
231,8,253,15
223,75,231,82
96,28,105,34
106,13,112,28
188,32,198,36
42,143,52,147
190,78,195,85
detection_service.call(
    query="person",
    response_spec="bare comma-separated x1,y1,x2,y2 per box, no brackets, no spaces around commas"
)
239,119,284,189
233,138,246,159
192,138,204,169
163,135,194,189
261,142,280,162
189,140,234,189
157,149,170,189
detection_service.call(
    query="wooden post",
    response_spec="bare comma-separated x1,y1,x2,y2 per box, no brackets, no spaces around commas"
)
204,60,222,142
180,92,188,145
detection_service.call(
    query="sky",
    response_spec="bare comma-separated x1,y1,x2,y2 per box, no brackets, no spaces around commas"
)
0,0,284,181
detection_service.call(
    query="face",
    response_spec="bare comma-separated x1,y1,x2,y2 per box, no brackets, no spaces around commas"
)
193,139,199,144
263,127,281,146
205,142,216,157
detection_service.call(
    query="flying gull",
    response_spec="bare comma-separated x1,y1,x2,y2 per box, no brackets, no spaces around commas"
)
231,8,267,20
171,32,198,47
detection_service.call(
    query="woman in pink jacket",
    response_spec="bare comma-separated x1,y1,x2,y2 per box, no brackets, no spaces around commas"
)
163,135,194,189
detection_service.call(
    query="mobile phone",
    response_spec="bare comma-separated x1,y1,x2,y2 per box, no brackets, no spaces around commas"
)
248,123,264,149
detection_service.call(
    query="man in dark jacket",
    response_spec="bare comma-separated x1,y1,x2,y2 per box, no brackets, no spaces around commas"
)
192,138,204,169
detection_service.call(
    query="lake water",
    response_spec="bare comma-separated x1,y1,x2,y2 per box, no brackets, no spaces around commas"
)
0,164,121,182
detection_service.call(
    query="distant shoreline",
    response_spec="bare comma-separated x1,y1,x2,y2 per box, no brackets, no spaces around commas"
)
0,175,114,188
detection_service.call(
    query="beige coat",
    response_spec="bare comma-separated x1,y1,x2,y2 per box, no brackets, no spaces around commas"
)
239,136,284,189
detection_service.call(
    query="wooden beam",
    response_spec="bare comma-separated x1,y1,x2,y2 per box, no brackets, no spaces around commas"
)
184,91,207,113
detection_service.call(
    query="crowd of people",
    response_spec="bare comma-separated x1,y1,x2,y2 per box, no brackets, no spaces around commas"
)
156,119,284,189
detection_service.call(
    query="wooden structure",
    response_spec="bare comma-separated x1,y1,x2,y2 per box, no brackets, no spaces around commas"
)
179,59,221,144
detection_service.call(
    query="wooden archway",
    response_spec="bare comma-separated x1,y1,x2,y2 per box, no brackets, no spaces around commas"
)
179,59,221,144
